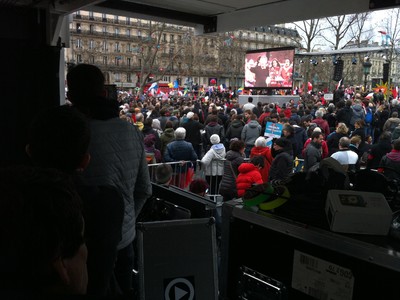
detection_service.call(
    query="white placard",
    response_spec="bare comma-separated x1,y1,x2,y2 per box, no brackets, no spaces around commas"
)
324,93,334,101
292,250,354,300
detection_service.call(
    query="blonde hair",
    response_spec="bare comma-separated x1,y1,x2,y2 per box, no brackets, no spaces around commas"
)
336,122,348,135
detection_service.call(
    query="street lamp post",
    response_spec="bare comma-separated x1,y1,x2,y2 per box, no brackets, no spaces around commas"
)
363,57,372,90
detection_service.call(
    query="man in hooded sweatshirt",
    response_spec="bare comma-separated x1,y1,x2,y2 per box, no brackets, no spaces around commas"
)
201,134,226,195
241,113,262,157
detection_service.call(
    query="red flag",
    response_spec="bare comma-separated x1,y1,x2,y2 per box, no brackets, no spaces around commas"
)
392,87,398,99
378,31,387,35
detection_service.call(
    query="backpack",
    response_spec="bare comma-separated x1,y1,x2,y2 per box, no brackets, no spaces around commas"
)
365,108,373,124
146,152,156,164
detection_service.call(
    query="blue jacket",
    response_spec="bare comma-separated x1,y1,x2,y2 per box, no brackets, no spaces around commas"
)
164,139,198,172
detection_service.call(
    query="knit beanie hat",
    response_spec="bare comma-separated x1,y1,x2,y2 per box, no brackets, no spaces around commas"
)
210,134,220,145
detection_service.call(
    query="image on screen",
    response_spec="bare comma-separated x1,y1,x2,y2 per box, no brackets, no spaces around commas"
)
244,47,295,89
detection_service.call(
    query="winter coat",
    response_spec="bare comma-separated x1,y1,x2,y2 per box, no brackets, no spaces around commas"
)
327,132,348,156
183,119,204,146
142,125,161,150
203,122,225,151
383,117,400,133
379,150,400,182
157,116,169,131
241,120,262,146
303,138,329,159
336,107,353,127
350,104,365,127
367,139,392,169
313,118,330,136
304,141,322,172
82,116,152,250
201,143,226,176
293,125,308,158
226,120,244,143
236,163,263,197
250,146,273,182
268,148,293,183
164,139,198,163
219,150,245,199
160,128,175,157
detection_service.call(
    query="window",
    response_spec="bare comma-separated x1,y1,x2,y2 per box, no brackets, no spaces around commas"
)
115,42,120,52
102,26,107,34
178,35,182,42
89,24,94,34
138,58,142,67
103,40,107,52
77,54,82,63
137,30,142,37
102,13,107,22
89,11,94,20
127,57,131,67
115,27,119,36
75,10,81,18
127,73,132,82
163,33,167,42
115,73,121,81
114,15,119,23
126,17,130,25
76,39,82,48
76,23,81,33
127,43,131,52
115,56,121,66
170,34,174,43
126,29,130,37
163,76,171,82
89,40,94,50
89,55,95,64
103,56,108,65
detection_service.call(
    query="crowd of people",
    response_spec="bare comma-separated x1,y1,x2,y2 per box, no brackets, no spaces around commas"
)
2,61,400,298
119,86,400,202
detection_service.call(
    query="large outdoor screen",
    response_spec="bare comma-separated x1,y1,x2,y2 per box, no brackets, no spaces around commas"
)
245,47,295,89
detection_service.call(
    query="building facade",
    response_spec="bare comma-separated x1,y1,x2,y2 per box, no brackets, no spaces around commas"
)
66,10,301,90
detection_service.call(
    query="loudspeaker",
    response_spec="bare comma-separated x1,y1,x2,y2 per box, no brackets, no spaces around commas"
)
333,59,344,81
137,218,218,300
383,63,389,83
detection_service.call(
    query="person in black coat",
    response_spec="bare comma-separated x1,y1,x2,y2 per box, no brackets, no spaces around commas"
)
26,105,124,297
142,117,162,151
182,112,204,159
336,100,353,128
367,131,393,169
219,140,245,201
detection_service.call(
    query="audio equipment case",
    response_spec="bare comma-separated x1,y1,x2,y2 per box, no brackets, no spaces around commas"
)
220,200,400,300
136,218,218,300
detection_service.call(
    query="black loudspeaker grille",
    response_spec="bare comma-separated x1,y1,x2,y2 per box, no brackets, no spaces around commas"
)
383,63,389,83
333,60,344,81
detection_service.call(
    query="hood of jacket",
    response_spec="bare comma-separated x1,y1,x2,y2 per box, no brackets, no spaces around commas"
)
251,146,271,157
247,120,260,128
238,162,259,174
386,149,400,162
231,120,243,128
210,143,226,159
226,150,244,161
352,104,364,113
162,128,175,137
207,121,218,127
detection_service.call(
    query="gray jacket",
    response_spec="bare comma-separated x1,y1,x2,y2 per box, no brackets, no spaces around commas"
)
82,118,152,250
241,120,261,145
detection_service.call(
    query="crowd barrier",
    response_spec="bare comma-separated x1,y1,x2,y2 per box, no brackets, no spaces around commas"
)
148,157,304,200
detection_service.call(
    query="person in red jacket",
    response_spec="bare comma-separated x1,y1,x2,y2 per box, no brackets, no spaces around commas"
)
250,137,273,182
236,155,264,198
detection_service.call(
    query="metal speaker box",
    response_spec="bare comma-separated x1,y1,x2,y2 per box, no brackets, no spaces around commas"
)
137,218,218,300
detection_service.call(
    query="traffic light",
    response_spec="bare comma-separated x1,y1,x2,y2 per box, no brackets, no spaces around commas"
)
333,59,344,81
383,63,389,83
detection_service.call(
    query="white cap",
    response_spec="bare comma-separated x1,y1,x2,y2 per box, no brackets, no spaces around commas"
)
210,134,220,144
187,112,194,119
